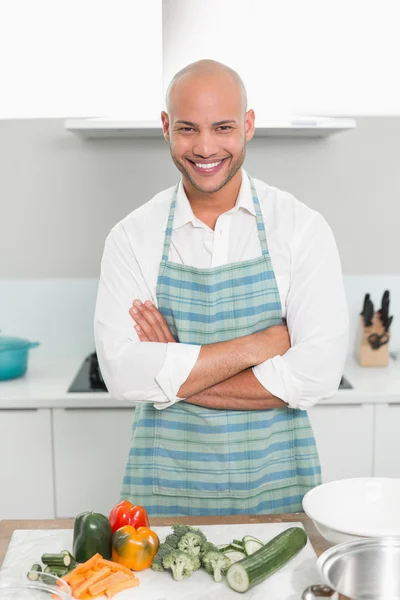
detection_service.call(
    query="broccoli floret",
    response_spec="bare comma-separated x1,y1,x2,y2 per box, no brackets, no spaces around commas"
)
178,532,203,556
151,543,174,572
171,524,192,538
171,524,207,545
164,533,180,548
162,549,199,580
202,551,232,582
199,541,219,558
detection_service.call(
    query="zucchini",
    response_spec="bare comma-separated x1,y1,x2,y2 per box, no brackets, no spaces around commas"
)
41,553,71,567
27,564,42,581
61,550,76,567
227,527,307,593
47,566,69,577
243,535,263,556
223,549,247,563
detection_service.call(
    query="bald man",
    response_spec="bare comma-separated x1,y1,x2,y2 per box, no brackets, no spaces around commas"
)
94,59,349,517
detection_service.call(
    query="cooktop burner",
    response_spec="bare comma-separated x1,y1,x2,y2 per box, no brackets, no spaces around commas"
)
68,352,107,393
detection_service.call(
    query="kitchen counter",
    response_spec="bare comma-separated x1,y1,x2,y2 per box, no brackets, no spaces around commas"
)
0,513,331,566
0,353,399,409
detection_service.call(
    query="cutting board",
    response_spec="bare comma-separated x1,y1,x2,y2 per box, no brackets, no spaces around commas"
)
0,522,323,599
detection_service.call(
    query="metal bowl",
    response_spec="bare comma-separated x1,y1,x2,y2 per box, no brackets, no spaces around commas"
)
317,537,400,599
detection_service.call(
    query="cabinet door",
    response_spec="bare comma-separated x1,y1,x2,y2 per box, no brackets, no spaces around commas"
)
374,404,400,477
53,408,135,518
0,409,54,518
307,404,374,482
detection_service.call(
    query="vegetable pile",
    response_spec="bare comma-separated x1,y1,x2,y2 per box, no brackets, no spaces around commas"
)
151,524,231,582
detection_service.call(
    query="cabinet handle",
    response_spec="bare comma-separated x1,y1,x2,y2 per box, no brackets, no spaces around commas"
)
0,408,38,412
64,407,133,411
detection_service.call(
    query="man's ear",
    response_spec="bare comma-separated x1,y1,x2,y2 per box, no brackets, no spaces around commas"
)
161,111,170,142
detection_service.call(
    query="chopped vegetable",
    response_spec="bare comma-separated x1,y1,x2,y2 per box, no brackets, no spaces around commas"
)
164,533,180,548
162,549,199,580
223,549,247,563
242,535,263,556
105,577,140,597
27,564,42,581
202,551,232,582
177,531,203,556
151,543,175,572
199,541,220,558
226,527,308,593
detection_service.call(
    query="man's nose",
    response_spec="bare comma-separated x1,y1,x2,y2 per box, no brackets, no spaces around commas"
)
192,131,219,157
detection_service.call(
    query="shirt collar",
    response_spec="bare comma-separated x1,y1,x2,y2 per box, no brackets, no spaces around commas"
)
162,168,256,231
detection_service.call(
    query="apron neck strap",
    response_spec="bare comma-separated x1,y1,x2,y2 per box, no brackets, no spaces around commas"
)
161,174,270,261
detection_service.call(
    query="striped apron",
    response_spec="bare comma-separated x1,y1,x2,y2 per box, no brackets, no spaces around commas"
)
121,173,321,517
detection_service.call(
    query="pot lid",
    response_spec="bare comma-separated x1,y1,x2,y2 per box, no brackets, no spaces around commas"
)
0,336,35,351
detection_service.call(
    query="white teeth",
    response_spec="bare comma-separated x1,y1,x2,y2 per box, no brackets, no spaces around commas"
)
194,160,222,169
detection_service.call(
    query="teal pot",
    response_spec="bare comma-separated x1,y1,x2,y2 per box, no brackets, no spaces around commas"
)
0,336,40,381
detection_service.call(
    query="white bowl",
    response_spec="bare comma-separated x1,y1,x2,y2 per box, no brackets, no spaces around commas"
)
302,477,400,545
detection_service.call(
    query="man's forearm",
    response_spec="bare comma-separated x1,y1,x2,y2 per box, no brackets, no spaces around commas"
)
177,325,290,398
183,367,287,410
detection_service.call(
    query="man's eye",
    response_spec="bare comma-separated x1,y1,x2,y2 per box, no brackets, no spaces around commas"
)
218,126,232,131
178,127,194,132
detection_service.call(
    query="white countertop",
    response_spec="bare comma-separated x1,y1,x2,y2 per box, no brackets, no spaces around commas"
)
0,354,399,409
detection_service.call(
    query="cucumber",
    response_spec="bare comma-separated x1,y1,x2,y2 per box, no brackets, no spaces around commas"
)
61,550,76,567
242,535,263,556
217,543,232,552
227,527,307,593
230,542,246,552
232,539,244,547
27,564,42,581
223,549,247,563
41,553,71,567
47,566,69,577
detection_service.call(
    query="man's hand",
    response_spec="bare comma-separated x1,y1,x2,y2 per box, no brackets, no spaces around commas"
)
129,300,176,342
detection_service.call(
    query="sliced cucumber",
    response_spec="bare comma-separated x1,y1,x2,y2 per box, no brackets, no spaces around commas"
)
27,564,42,581
223,550,247,563
41,553,70,567
217,543,232,552
243,535,263,556
227,527,307,593
232,539,244,547
230,542,246,552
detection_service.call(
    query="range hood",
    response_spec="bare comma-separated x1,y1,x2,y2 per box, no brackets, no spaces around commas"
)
64,0,356,140
65,115,356,139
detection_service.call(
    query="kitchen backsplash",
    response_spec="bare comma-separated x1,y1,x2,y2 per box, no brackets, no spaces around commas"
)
0,276,399,361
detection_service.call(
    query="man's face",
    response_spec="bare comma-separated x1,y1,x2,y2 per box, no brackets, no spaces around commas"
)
161,74,255,194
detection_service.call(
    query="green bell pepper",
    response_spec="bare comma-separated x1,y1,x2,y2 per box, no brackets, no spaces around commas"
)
73,511,112,562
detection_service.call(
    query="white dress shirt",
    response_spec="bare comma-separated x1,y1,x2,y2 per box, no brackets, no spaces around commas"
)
94,168,349,411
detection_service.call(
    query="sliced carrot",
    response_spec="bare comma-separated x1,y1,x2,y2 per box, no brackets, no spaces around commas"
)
84,569,97,579
98,558,134,576
72,566,111,597
78,593,105,600
68,574,87,589
63,553,103,582
106,578,140,598
88,571,129,596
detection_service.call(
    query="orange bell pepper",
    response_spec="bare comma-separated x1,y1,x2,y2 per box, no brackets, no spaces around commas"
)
111,525,159,571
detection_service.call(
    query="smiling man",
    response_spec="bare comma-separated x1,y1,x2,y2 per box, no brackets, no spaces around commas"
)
94,59,349,517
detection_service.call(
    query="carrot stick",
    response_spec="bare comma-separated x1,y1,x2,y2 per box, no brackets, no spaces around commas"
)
88,572,129,596
67,573,86,588
63,553,102,581
106,578,140,598
97,558,134,576
72,566,111,597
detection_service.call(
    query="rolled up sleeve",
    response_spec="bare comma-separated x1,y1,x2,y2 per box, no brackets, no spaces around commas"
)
253,213,349,409
94,227,200,407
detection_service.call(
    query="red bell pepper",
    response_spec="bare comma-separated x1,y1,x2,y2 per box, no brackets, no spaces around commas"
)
108,500,150,533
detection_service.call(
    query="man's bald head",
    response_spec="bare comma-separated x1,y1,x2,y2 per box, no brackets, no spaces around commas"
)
165,59,247,116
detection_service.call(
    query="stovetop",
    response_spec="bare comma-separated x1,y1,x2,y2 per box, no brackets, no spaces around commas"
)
68,352,107,393
68,352,353,394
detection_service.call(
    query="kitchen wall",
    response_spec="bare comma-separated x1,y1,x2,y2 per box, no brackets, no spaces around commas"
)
0,117,399,361
1,116,399,277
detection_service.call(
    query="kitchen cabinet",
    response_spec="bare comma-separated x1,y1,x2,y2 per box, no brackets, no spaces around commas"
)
374,403,400,477
0,409,54,519
308,403,374,482
52,408,135,518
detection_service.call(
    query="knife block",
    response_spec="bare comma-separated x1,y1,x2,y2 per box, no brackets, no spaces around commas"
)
359,313,390,367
